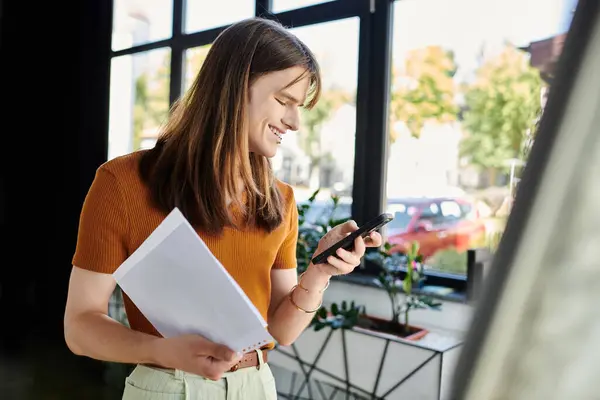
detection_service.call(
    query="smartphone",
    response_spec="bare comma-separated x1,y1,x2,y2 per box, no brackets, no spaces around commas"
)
310,213,394,265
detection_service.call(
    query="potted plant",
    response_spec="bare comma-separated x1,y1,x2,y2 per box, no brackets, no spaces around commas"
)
362,240,442,340
298,189,441,341
311,240,442,341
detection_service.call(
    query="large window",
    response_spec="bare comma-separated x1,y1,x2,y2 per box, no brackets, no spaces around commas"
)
273,18,359,210
112,0,173,51
108,48,171,160
384,0,577,277
272,0,335,13
106,0,579,291
185,0,254,33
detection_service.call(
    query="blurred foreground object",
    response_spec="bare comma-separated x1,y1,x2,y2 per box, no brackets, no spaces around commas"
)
451,1,600,399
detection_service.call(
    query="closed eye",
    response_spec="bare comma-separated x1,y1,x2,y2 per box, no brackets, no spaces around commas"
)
275,98,286,106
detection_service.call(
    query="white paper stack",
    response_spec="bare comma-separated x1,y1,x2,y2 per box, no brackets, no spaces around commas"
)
113,208,273,353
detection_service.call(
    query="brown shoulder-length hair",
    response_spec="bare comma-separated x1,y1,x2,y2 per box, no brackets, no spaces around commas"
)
139,17,321,235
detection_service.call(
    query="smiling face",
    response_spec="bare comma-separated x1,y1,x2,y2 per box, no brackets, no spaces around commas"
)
247,66,310,158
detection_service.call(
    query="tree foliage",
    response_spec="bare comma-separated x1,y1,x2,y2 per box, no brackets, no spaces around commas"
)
389,46,459,141
460,44,543,171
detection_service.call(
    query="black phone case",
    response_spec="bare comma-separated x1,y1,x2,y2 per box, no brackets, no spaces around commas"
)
310,213,394,265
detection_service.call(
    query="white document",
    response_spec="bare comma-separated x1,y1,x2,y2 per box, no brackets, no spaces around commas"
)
113,207,274,353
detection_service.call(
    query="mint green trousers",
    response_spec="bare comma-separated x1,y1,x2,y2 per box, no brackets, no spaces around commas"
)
122,352,277,400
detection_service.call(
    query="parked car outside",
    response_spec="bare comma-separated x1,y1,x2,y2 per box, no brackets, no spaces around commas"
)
384,197,486,264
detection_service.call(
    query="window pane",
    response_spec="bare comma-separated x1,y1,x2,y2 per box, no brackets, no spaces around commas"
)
112,0,173,51
185,0,254,33
385,0,577,276
272,0,335,13
184,45,212,92
273,18,359,225
108,48,171,160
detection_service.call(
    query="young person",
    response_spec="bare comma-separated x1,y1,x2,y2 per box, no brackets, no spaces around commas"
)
64,17,382,399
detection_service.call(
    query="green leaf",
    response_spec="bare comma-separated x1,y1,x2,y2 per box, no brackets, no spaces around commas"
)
410,241,420,258
331,303,339,316
317,306,328,319
412,269,420,281
403,277,412,294
308,189,320,202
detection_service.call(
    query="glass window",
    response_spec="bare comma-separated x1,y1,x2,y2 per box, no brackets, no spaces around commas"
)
108,48,171,160
112,0,173,51
440,201,461,218
273,18,359,220
185,0,254,33
184,45,212,92
272,0,335,13
385,0,577,275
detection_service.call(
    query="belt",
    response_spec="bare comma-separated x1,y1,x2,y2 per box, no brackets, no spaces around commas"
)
143,349,268,373
229,349,268,372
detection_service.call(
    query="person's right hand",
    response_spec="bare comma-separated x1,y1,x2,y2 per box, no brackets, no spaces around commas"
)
150,334,242,380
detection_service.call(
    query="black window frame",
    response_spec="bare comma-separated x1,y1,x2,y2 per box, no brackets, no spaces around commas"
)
107,0,469,293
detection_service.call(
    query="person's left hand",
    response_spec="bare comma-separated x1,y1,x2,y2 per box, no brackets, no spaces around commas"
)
311,220,383,277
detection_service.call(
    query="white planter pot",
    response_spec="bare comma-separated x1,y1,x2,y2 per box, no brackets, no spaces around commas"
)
270,325,462,400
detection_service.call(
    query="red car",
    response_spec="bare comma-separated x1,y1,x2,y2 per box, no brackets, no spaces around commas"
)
385,197,486,259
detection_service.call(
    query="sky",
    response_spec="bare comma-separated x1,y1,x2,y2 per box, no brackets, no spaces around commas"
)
391,0,576,82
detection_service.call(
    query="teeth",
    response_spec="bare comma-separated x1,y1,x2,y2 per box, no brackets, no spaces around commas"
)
269,125,283,140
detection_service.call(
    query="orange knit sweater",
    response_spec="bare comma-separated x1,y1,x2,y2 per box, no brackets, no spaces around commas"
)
72,150,298,348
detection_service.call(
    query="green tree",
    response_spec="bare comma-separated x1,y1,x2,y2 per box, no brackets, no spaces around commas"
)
460,44,543,179
390,46,459,141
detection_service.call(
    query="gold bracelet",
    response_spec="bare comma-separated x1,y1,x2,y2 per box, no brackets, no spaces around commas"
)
289,285,322,313
297,272,330,294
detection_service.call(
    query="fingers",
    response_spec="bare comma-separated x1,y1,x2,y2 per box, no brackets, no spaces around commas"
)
202,364,225,381
199,352,245,380
202,358,231,381
327,249,361,274
352,236,366,256
202,340,239,362
339,220,359,235
336,222,382,248
336,244,361,266
325,233,381,275
326,255,352,273
364,232,383,247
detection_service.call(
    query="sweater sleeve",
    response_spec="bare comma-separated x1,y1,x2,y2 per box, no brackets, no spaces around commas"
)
72,166,129,274
272,186,299,270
